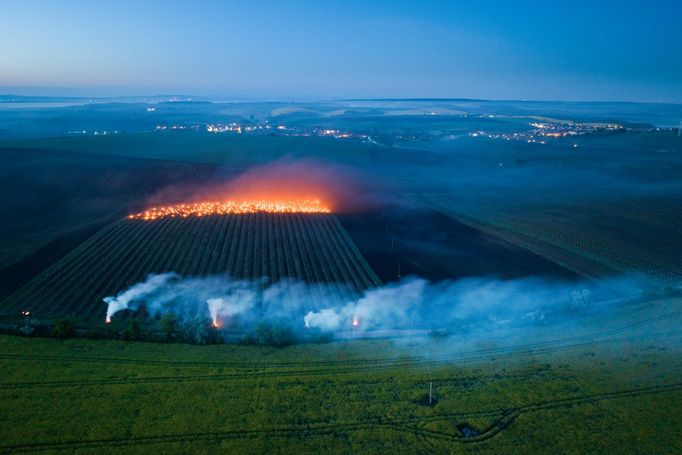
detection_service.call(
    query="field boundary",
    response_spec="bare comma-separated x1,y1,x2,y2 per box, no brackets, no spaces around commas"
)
1,327,680,389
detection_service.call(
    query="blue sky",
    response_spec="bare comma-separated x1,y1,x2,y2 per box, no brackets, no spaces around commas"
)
1,0,681,102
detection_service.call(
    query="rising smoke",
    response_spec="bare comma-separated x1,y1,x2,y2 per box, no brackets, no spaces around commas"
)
104,273,178,323
103,272,661,339
142,159,388,214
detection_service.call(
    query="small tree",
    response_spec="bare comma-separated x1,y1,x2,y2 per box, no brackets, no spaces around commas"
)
248,320,297,347
159,313,177,342
51,319,76,339
121,319,141,341
182,316,222,345
135,303,150,321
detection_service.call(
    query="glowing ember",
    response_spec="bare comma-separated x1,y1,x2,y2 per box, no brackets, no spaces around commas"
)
128,199,330,221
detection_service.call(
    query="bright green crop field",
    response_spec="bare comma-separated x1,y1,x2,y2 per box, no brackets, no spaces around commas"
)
2,297,682,454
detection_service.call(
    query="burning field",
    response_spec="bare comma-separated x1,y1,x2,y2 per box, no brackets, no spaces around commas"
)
128,199,330,221
139,159,378,216
0,161,383,323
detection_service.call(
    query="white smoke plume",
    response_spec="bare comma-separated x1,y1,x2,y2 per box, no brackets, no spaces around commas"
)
207,293,256,327
304,279,427,331
102,272,663,339
301,274,660,332
304,308,344,331
103,273,178,322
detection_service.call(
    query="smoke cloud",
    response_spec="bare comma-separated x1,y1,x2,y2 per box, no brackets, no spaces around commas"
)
143,159,387,214
207,294,255,327
103,272,663,340
104,273,178,322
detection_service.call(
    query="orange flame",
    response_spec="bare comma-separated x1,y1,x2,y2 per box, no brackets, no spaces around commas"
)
128,199,330,221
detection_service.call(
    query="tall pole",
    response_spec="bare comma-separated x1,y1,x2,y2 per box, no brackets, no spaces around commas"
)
429,381,433,405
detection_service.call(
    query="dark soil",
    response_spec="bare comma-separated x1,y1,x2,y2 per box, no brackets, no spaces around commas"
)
339,206,579,283
0,222,107,301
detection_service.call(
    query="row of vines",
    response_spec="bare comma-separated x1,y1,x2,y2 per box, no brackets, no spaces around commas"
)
1,214,381,321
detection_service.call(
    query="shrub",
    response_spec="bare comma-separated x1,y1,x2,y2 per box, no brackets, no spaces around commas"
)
84,326,116,340
182,317,223,345
51,319,76,339
121,319,141,341
243,320,297,347
159,313,177,342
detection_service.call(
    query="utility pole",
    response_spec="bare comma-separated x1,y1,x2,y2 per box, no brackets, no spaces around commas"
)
429,381,433,405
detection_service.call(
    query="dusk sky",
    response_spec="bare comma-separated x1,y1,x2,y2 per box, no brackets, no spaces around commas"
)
1,0,681,102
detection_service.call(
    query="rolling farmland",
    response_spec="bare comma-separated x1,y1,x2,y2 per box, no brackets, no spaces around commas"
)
2,96,681,452
0,214,381,322
419,194,682,284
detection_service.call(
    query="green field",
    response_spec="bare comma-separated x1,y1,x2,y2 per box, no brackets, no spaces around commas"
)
1,295,681,453
1,214,380,322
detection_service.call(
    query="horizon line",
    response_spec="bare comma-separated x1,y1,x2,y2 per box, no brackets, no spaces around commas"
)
1,93,681,106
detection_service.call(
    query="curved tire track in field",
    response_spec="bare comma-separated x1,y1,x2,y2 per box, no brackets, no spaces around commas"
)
2,382,681,453
454,381,682,444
